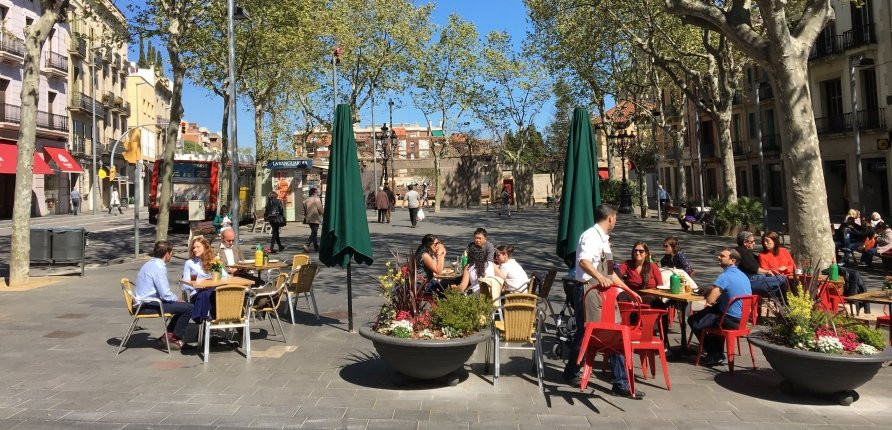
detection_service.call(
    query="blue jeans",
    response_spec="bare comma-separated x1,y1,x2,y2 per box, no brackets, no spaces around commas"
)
861,248,877,265
749,274,786,299
141,301,193,339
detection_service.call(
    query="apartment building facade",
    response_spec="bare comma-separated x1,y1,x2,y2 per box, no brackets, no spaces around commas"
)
655,0,892,220
0,0,73,218
67,0,129,214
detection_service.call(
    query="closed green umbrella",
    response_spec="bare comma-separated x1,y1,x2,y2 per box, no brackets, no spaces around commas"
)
556,107,601,265
320,104,374,331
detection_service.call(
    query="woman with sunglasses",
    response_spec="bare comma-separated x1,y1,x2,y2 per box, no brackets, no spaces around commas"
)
618,242,663,291
659,236,693,275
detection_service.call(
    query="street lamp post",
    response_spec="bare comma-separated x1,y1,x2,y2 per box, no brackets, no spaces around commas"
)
332,47,342,116
849,55,873,212
612,129,634,214
388,99,395,189
91,47,99,215
379,123,389,183
371,85,377,190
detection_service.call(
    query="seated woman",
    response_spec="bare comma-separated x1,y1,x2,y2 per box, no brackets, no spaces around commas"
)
759,231,795,276
660,237,693,275
496,244,529,293
457,245,504,295
182,236,215,300
619,241,663,291
414,234,447,292
213,204,232,233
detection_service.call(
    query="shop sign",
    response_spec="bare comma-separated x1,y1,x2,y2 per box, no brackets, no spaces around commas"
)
267,159,312,169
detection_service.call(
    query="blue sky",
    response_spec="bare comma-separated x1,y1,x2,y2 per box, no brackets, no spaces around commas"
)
123,1,543,150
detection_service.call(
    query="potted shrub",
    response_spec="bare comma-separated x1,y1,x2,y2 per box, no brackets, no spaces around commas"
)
749,267,891,405
358,259,492,385
734,197,764,234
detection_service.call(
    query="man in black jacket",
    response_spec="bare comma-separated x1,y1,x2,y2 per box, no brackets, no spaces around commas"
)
734,231,786,299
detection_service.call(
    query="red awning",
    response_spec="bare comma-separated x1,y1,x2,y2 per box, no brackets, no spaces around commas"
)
0,143,54,175
44,146,83,172
598,168,609,180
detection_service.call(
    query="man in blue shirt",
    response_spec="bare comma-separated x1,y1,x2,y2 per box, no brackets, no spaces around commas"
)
134,241,193,350
688,247,752,366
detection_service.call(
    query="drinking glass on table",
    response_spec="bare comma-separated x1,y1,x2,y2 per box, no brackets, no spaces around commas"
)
190,273,198,282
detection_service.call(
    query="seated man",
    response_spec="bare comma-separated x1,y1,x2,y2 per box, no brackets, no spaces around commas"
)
213,204,232,233
467,227,495,262
734,231,786,300
219,228,263,286
688,247,752,366
134,240,194,350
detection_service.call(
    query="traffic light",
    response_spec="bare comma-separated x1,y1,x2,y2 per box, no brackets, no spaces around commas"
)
109,166,116,181
123,128,141,163
180,121,187,135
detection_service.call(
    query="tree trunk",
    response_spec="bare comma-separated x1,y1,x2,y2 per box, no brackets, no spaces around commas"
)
156,52,186,242
713,109,738,204
638,172,647,218
9,3,63,286
771,62,834,264
253,104,265,210
673,127,688,205
433,152,441,213
219,93,230,210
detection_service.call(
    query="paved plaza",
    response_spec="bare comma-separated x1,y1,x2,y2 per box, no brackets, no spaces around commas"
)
0,207,890,430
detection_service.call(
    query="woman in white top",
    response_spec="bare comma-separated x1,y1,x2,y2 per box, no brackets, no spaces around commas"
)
181,236,214,299
496,244,529,292
458,245,504,294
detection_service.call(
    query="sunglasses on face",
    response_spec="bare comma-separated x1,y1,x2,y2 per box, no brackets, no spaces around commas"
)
632,249,647,254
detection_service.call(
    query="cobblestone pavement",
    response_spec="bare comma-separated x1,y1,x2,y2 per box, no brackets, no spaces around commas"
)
0,207,890,429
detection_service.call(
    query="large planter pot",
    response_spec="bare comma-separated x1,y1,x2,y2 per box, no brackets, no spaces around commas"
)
359,325,489,383
749,333,892,405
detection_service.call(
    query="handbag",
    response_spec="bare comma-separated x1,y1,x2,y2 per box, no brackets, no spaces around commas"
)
416,207,425,221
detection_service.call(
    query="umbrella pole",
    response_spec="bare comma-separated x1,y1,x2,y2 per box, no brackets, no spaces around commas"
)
347,261,354,332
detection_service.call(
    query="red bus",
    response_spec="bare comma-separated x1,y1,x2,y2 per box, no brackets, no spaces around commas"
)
148,154,255,226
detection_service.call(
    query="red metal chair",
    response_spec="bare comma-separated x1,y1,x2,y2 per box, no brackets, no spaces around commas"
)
694,295,758,374
817,283,847,316
877,306,889,344
631,308,671,390
575,286,637,395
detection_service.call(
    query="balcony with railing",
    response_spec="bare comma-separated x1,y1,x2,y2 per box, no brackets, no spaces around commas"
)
762,134,781,152
112,53,121,69
0,103,69,133
842,23,877,50
69,35,86,58
700,144,716,158
70,92,106,116
0,35,25,64
809,32,845,61
70,135,87,155
43,51,69,79
816,108,886,134
102,91,117,109
121,100,130,116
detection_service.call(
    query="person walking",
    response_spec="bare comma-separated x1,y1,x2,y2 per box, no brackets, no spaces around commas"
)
265,191,285,253
70,187,81,216
375,186,389,223
384,185,395,223
108,187,122,215
657,185,670,221
498,186,511,217
405,184,420,228
302,187,323,252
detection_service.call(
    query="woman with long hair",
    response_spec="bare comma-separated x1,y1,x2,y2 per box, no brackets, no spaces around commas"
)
182,236,214,299
495,244,529,293
619,242,663,291
458,245,504,294
415,234,446,282
659,236,693,275
759,231,796,276
265,191,285,252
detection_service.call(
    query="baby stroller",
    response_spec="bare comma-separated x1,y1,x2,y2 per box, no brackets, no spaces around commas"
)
548,278,580,360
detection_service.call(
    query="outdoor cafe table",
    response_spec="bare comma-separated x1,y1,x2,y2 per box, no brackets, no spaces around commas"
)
184,276,256,289
639,288,705,355
843,290,892,343
227,260,288,285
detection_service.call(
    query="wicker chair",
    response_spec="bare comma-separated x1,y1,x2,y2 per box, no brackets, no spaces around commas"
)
117,278,173,355
251,273,289,342
202,285,251,363
286,263,320,323
485,294,545,389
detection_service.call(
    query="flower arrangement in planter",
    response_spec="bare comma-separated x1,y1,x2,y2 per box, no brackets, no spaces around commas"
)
373,261,492,340
764,274,886,355
749,265,891,405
